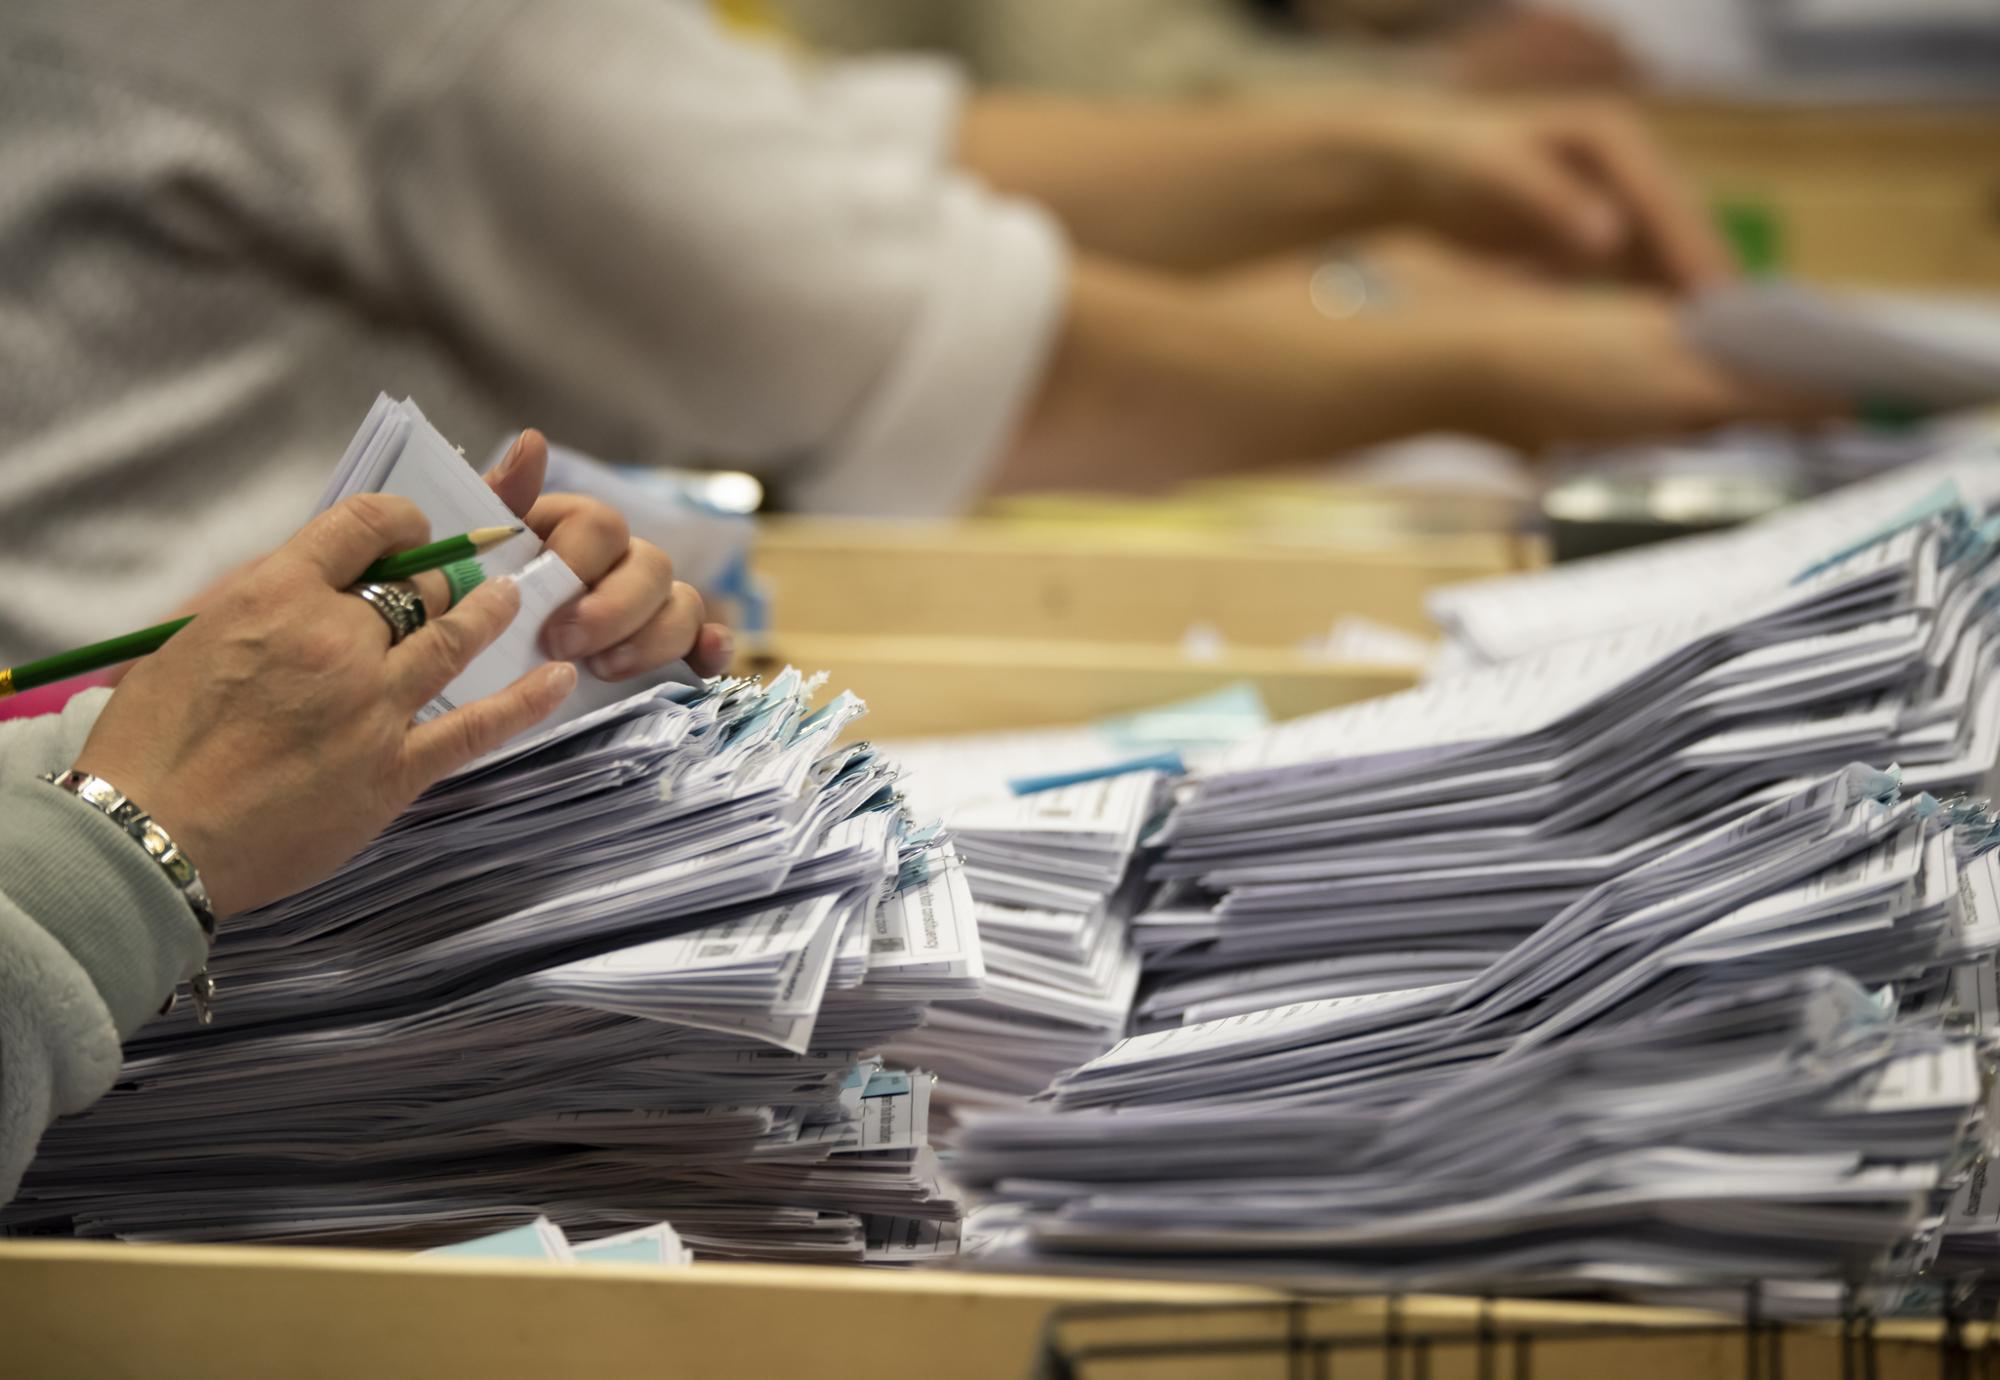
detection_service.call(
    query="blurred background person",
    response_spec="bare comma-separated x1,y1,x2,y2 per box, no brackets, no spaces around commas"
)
762,0,1639,100
770,0,2000,104
0,0,1817,663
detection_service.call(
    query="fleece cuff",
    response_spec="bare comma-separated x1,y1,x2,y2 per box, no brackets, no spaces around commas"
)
0,775,204,1037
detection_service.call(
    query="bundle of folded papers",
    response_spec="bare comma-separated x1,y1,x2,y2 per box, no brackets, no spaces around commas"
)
1136,467,2000,1027
884,773,1158,1118
7,670,981,1262
962,766,2000,1312
957,451,2000,1308
876,688,1273,1120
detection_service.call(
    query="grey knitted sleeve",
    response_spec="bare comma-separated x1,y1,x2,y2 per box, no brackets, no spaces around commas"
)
0,689,205,1205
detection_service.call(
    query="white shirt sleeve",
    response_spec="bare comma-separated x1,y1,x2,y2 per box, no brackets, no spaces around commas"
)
370,0,1069,517
797,54,967,170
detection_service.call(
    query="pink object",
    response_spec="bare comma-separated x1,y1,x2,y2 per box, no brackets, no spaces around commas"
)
0,669,117,722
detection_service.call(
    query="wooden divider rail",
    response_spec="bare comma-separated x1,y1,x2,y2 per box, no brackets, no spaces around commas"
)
1651,100,2000,290
752,518,1522,645
0,1240,1988,1380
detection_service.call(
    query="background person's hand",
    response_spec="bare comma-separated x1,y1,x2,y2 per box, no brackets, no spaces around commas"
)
1452,289,1841,450
482,430,734,680
71,494,578,918
1357,97,1736,293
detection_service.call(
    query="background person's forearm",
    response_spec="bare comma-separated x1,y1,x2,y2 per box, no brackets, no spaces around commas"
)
989,258,1480,494
960,92,1731,292
958,95,1401,274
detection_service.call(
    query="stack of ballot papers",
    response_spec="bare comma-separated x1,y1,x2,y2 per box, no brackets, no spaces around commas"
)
958,764,2000,1312
870,688,1269,1119
5,669,981,1262
3,403,985,1264
952,444,2000,1306
1136,459,2000,1028
884,774,1161,1119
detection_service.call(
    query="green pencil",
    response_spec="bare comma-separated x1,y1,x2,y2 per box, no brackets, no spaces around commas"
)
361,525,520,584
0,525,522,698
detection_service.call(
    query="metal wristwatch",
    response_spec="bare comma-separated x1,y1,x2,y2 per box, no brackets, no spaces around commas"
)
41,768,218,1024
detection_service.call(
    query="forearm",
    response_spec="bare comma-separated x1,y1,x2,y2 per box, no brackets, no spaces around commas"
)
958,93,1409,274
991,256,1479,495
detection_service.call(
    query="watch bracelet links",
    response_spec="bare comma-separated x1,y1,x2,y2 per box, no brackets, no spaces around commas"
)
40,769,218,1024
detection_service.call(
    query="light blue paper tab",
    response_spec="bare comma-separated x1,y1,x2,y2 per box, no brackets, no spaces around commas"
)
1009,751,1185,797
1094,682,1271,751
423,1219,567,1262
864,1069,912,1098
573,1232,670,1266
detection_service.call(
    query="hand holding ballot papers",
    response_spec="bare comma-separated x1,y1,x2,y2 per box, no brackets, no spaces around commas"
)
319,398,729,737
67,494,580,921
6,400,978,1262
64,400,745,921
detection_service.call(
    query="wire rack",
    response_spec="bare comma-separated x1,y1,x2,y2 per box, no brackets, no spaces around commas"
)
1028,1288,1999,1380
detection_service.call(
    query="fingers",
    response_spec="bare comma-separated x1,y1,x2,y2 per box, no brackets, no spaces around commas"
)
386,576,523,710
543,538,676,661
407,568,451,620
1701,373,1847,431
402,661,578,785
525,493,632,588
690,622,736,679
484,429,549,520
1468,140,1625,276
286,494,431,588
1551,106,1736,292
586,580,710,682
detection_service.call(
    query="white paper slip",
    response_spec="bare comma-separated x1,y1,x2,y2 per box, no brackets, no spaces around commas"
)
868,858,986,990
1686,283,2000,412
318,395,700,741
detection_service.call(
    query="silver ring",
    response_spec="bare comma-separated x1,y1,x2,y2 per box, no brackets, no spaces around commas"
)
351,580,426,646
1308,245,1392,320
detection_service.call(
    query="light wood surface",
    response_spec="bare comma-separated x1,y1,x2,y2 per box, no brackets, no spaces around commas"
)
737,633,1415,738
753,517,1521,644
0,1239,1984,1380
1649,100,2000,288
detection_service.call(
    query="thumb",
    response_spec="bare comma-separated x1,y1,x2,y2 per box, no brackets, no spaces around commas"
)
485,429,549,519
